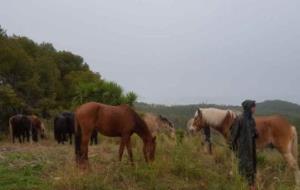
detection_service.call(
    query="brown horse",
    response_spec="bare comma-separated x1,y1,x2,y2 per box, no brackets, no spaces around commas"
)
75,102,156,166
28,115,46,142
191,107,300,185
142,113,176,139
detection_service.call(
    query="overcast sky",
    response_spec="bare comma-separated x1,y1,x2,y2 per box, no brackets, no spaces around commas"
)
1,0,300,105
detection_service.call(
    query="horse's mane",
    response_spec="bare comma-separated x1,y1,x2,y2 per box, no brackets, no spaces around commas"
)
158,115,174,128
196,108,236,127
133,110,153,139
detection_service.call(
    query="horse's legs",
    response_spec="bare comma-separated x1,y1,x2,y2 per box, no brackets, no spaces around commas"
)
90,136,93,145
203,127,212,154
18,134,22,143
69,133,72,145
283,152,300,185
80,134,90,167
126,137,134,164
278,139,300,186
143,143,149,163
119,136,128,161
94,134,98,145
26,130,30,142
62,133,66,144
57,133,61,144
12,133,15,144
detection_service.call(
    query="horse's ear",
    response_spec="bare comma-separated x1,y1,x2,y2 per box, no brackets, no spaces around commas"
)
195,108,202,118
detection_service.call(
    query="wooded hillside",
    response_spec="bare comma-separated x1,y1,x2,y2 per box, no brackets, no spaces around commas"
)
0,27,136,131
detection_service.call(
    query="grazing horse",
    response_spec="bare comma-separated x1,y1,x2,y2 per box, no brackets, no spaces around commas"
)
75,102,156,166
143,113,176,139
28,115,46,142
9,114,31,143
54,112,75,144
186,117,213,153
191,107,300,185
187,118,195,134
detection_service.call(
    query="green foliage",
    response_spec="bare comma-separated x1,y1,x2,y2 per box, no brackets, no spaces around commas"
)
0,28,137,131
0,26,7,38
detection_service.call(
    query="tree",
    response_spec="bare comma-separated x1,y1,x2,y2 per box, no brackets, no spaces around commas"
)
0,84,25,131
0,29,138,131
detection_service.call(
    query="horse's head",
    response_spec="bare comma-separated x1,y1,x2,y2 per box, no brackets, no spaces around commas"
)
192,108,206,131
40,123,46,139
158,115,176,138
144,136,156,162
29,115,47,139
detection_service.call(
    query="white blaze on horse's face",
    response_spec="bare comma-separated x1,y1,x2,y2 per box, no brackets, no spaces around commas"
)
192,109,206,131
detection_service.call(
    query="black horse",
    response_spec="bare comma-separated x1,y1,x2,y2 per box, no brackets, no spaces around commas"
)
54,112,98,145
9,114,31,143
90,130,98,145
54,112,75,144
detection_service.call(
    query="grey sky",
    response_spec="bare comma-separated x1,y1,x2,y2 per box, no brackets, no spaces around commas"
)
1,0,300,105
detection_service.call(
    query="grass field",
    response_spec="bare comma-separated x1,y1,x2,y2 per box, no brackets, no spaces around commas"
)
0,133,296,190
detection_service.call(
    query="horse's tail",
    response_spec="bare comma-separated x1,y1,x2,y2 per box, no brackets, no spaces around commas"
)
74,117,82,162
9,117,13,143
291,126,298,163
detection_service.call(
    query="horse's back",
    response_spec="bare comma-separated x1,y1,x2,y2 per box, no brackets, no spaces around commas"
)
255,115,293,150
75,102,137,136
143,113,158,135
76,102,129,120
256,115,292,132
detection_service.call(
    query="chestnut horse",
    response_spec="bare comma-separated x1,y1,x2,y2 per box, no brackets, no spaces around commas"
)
191,107,300,185
75,102,156,166
28,115,46,142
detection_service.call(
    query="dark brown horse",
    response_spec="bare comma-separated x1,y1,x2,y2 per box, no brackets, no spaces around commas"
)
9,114,31,143
75,102,156,166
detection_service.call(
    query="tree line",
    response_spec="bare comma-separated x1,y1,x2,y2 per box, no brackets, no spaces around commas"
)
0,26,137,132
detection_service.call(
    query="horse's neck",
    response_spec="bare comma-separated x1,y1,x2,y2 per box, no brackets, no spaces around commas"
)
135,128,152,142
134,117,152,142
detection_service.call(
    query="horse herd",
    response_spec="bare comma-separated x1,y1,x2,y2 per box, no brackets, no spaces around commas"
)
9,110,174,147
9,114,46,143
7,102,300,185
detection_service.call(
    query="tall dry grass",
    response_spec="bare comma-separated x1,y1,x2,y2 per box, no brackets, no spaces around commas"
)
0,133,296,190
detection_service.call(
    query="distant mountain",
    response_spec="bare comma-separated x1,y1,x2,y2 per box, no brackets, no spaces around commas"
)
135,100,300,128
256,100,300,115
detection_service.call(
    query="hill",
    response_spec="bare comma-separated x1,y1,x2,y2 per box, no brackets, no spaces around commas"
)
135,100,300,128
